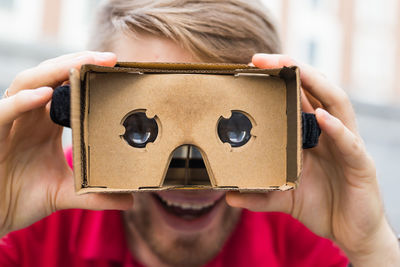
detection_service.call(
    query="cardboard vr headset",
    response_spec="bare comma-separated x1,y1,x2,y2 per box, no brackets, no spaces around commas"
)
50,62,321,194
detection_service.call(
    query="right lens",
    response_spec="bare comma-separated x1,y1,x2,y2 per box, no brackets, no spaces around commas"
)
122,112,158,148
217,111,252,147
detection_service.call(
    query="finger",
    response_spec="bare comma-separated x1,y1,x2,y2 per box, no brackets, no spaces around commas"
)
252,54,341,107
0,87,53,126
55,176,134,211
38,51,107,66
226,191,293,213
8,51,117,94
59,192,134,211
304,90,323,110
315,108,370,170
252,54,357,132
301,89,315,113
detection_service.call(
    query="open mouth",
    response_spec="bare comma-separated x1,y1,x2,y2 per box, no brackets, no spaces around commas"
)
151,145,225,231
152,193,224,220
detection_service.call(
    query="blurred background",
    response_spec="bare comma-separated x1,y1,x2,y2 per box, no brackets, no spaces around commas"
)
0,0,399,232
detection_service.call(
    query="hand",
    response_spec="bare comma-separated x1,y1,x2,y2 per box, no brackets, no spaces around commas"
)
226,54,400,266
0,51,133,237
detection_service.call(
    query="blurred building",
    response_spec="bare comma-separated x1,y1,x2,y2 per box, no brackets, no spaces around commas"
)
263,0,400,105
0,0,99,90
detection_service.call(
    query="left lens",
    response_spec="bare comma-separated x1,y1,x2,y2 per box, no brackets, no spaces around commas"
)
122,112,158,148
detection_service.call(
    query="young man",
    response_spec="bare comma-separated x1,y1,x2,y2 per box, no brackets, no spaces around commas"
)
0,0,399,266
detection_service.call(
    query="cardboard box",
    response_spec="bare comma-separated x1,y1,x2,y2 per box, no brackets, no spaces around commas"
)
70,62,301,194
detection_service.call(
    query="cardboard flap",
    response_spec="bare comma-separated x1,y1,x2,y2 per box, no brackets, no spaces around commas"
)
80,62,284,77
70,68,84,191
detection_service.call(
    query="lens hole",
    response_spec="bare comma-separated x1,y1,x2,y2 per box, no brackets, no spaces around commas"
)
217,111,252,147
122,111,158,148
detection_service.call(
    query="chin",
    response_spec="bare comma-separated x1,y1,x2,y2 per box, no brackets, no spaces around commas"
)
124,190,241,266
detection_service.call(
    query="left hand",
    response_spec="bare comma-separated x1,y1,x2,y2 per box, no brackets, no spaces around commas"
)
0,51,133,238
226,54,400,266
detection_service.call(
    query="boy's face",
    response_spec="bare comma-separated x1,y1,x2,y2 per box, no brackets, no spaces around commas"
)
113,33,241,266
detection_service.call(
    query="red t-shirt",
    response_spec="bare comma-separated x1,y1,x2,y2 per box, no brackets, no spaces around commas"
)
0,149,349,267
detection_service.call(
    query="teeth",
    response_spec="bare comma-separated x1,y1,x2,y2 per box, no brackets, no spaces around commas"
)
160,196,216,210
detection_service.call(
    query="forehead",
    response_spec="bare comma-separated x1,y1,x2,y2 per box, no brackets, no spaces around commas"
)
111,32,197,63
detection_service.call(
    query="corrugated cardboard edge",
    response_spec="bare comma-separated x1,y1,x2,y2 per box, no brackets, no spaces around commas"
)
296,67,302,188
279,66,302,189
73,62,301,194
70,68,83,192
76,182,296,194
80,62,284,76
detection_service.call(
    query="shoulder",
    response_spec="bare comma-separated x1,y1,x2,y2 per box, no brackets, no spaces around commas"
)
1,209,86,245
0,209,81,265
0,209,117,266
237,210,349,267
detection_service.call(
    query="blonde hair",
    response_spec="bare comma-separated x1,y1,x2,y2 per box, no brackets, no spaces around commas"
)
89,0,281,63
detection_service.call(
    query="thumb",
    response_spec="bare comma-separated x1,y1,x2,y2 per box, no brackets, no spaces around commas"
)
226,191,293,213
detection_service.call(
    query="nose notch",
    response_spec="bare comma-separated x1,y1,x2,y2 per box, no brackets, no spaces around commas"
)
162,145,212,187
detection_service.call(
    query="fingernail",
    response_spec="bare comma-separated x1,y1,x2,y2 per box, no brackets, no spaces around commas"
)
254,54,281,66
33,87,52,96
31,87,52,101
252,53,266,61
316,108,331,121
95,52,116,61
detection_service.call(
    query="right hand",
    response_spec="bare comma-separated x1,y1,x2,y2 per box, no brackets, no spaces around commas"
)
0,51,133,237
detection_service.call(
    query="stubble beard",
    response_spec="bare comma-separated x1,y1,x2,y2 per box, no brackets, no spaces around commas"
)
123,193,241,267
